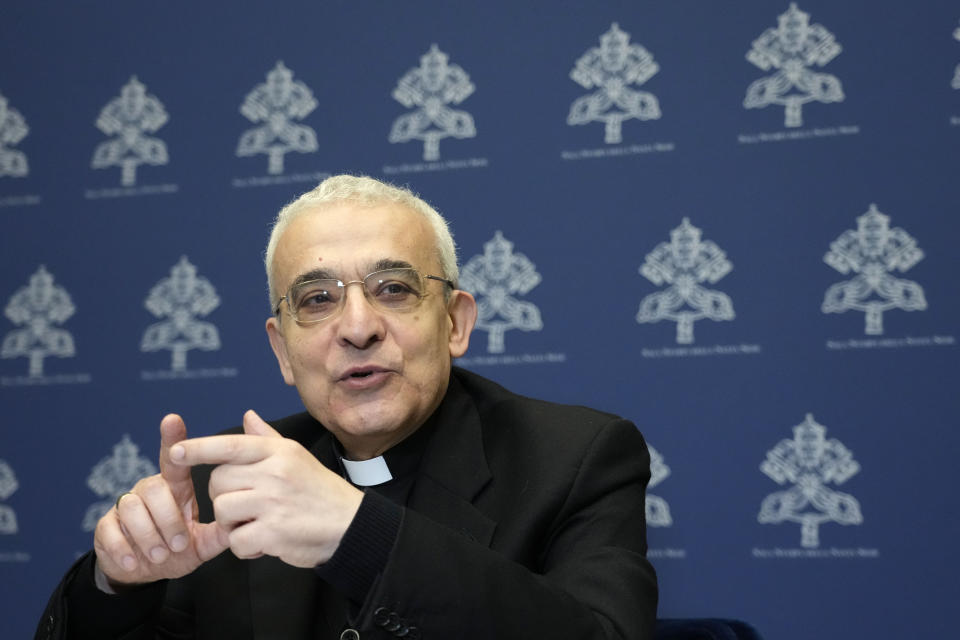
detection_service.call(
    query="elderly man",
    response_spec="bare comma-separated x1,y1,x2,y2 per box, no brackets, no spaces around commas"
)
37,175,657,639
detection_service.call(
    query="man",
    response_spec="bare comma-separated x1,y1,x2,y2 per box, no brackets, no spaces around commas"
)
37,175,657,639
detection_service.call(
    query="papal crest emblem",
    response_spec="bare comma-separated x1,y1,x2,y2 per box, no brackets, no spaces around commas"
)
952,21,960,89
646,445,673,527
822,204,926,335
758,414,863,548
0,459,19,534
636,218,735,344
743,4,844,128
141,256,222,371
236,61,319,175
567,23,662,144
0,92,29,177
459,231,543,354
82,435,157,531
91,76,170,186
2,266,77,378
389,44,477,161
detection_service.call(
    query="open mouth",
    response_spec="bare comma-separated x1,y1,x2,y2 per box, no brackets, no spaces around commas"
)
340,367,388,382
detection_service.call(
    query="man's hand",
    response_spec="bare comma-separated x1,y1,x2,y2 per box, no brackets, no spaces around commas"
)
171,410,364,568
93,415,230,587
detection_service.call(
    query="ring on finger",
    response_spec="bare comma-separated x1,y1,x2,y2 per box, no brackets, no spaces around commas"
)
115,492,134,510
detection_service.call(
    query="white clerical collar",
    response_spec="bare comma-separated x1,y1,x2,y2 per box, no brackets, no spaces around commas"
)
341,455,393,487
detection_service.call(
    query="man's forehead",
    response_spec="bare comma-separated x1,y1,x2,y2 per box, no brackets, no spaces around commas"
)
282,203,427,247
275,204,438,283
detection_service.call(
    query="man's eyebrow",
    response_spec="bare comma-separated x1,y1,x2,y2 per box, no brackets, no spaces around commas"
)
291,268,337,286
289,259,416,287
372,258,415,272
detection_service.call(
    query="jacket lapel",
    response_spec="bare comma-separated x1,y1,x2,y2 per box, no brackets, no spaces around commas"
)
246,380,496,637
408,375,496,547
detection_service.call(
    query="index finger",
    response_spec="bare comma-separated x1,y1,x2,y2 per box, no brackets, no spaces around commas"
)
170,434,277,466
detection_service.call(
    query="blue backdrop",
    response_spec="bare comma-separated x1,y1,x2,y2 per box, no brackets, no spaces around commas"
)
2,1,958,638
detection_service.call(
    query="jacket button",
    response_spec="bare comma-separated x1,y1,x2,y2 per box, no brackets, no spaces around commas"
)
385,612,402,632
340,629,360,640
405,627,421,640
373,607,390,626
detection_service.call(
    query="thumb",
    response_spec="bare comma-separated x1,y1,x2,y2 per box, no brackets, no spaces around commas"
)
242,409,282,438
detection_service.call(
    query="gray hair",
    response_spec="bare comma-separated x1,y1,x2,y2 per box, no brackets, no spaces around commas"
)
264,174,459,308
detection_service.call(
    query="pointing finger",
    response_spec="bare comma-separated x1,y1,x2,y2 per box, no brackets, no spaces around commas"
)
170,434,277,466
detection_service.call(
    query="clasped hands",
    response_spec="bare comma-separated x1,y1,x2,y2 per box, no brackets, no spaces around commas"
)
94,410,364,588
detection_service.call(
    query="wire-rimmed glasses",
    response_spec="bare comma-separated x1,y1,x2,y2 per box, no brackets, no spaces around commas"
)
274,267,454,324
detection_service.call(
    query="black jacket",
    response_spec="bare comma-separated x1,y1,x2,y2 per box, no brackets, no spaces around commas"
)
37,367,658,639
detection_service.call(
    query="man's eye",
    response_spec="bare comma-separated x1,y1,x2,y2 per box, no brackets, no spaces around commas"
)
376,282,417,301
298,290,335,309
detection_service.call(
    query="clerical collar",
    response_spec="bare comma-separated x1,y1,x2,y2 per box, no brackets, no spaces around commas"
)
334,412,438,488
341,456,392,487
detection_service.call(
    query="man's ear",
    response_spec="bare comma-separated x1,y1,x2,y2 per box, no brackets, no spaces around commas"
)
447,290,477,358
265,316,296,386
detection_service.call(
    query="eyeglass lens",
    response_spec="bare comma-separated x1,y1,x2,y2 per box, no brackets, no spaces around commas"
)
289,268,425,321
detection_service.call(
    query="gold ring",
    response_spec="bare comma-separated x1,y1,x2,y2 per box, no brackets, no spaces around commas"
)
115,492,133,510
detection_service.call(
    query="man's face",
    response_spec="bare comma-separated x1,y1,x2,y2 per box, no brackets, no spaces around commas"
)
265,202,476,459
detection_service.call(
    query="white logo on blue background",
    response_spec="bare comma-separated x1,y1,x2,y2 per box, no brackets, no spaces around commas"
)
758,414,863,548
953,21,960,89
389,44,477,161
567,23,661,145
636,218,735,344
822,204,926,335
2,266,77,378
82,435,157,531
0,92,29,178
91,76,169,186
237,61,318,175
744,3,844,128
141,256,222,372
646,445,673,527
459,231,543,354
0,459,19,534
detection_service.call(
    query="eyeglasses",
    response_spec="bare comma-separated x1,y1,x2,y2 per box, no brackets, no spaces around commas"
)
274,267,455,324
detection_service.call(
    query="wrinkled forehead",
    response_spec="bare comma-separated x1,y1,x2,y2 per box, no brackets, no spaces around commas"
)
272,203,440,288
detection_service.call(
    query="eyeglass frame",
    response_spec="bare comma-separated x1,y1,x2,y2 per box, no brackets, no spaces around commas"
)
273,267,456,324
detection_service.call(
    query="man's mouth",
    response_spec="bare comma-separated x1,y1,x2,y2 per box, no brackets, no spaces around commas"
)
339,366,390,382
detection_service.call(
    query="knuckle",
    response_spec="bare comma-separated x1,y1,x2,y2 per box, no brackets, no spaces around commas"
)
224,437,241,458
208,466,229,496
211,495,227,521
152,506,182,532
132,473,160,492
269,456,293,481
139,475,169,499
97,527,130,558
105,537,130,559
119,508,156,538
228,528,250,555
229,525,269,559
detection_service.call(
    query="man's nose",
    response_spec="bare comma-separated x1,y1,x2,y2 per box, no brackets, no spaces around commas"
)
335,282,385,348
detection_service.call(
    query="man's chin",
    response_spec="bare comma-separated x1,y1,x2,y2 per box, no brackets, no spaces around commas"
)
319,400,405,440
